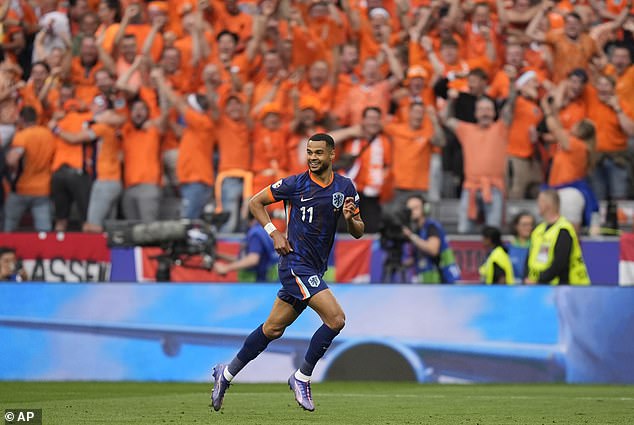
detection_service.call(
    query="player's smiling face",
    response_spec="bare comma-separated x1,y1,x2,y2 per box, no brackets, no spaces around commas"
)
306,139,334,174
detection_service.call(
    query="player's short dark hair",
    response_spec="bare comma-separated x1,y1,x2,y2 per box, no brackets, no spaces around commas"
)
362,106,382,118
309,133,335,150
19,106,38,124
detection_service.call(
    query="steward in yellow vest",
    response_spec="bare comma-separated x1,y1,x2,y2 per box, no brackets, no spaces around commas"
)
479,226,515,284
525,190,590,285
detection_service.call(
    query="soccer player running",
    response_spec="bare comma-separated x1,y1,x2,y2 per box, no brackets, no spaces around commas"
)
211,133,364,412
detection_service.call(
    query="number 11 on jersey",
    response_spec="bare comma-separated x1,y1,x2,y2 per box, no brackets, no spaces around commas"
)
300,206,313,223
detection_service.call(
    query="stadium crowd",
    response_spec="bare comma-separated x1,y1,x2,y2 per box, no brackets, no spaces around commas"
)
0,0,633,235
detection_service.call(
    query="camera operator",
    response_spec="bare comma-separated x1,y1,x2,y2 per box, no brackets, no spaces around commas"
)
213,214,279,282
0,247,27,281
401,195,461,284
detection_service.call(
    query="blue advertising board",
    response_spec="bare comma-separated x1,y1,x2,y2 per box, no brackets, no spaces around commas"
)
1,284,633,383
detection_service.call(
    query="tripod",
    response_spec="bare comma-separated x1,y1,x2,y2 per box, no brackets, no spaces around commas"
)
381,242,409,283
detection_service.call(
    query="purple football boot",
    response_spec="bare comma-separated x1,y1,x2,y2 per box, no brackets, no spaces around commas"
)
210,364,231,411
288,374,315,412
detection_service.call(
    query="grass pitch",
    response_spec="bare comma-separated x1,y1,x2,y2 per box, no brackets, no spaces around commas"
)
1,382,633,424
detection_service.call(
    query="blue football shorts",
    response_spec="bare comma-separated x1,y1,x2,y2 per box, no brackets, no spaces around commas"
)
277,268,328,313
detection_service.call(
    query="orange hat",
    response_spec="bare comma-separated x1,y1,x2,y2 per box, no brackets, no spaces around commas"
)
299,95,320,112
259,102,282,119
406,66,428,80
148,1,169,14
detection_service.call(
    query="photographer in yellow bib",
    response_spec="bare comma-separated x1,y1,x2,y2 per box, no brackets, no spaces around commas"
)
525,189,590,285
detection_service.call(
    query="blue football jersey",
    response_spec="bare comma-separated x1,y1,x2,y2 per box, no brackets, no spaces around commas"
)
269,171,360,276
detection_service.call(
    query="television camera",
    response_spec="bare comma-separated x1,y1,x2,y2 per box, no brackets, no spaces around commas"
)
106,212,229,281
379,207,415,283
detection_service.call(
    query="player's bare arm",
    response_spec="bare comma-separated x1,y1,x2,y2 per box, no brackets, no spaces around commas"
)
343,197,364,239
248,187,293,255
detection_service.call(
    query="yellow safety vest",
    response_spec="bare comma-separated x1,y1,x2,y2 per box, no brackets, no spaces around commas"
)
479,246,515,284
527,216,590,285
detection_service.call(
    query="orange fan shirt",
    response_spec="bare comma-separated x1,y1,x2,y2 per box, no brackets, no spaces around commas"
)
455,120,508,185
51,111,94,172
394,91,435,124
120,123,162,187
92,123,121,182
297,81,334,120
18,83,44,124
586,88,633,153
216,115,251,172
340,134,392,197
384,119,435,191
70,58,102,104
603,64,634,114
549,136,589,186
558,97,587,131
335,80,391,126
212,6,254,45
507,96,543,159
11,126,56,196
176,108,215,186
251,124,290,191
545,30,598,83
333,69,361,115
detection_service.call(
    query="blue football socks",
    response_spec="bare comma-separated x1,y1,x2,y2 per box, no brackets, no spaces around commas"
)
227,324,272,378
300,324,340,376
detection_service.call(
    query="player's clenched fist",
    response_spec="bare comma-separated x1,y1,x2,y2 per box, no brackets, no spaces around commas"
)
271,230,293,255
343,197,356,220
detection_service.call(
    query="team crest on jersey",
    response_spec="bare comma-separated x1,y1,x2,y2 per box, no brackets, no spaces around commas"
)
308,275,320,288
332,192,345,209
272,179,283,189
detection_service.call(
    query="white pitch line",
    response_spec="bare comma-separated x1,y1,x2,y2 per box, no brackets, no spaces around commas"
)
228,393,634,401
